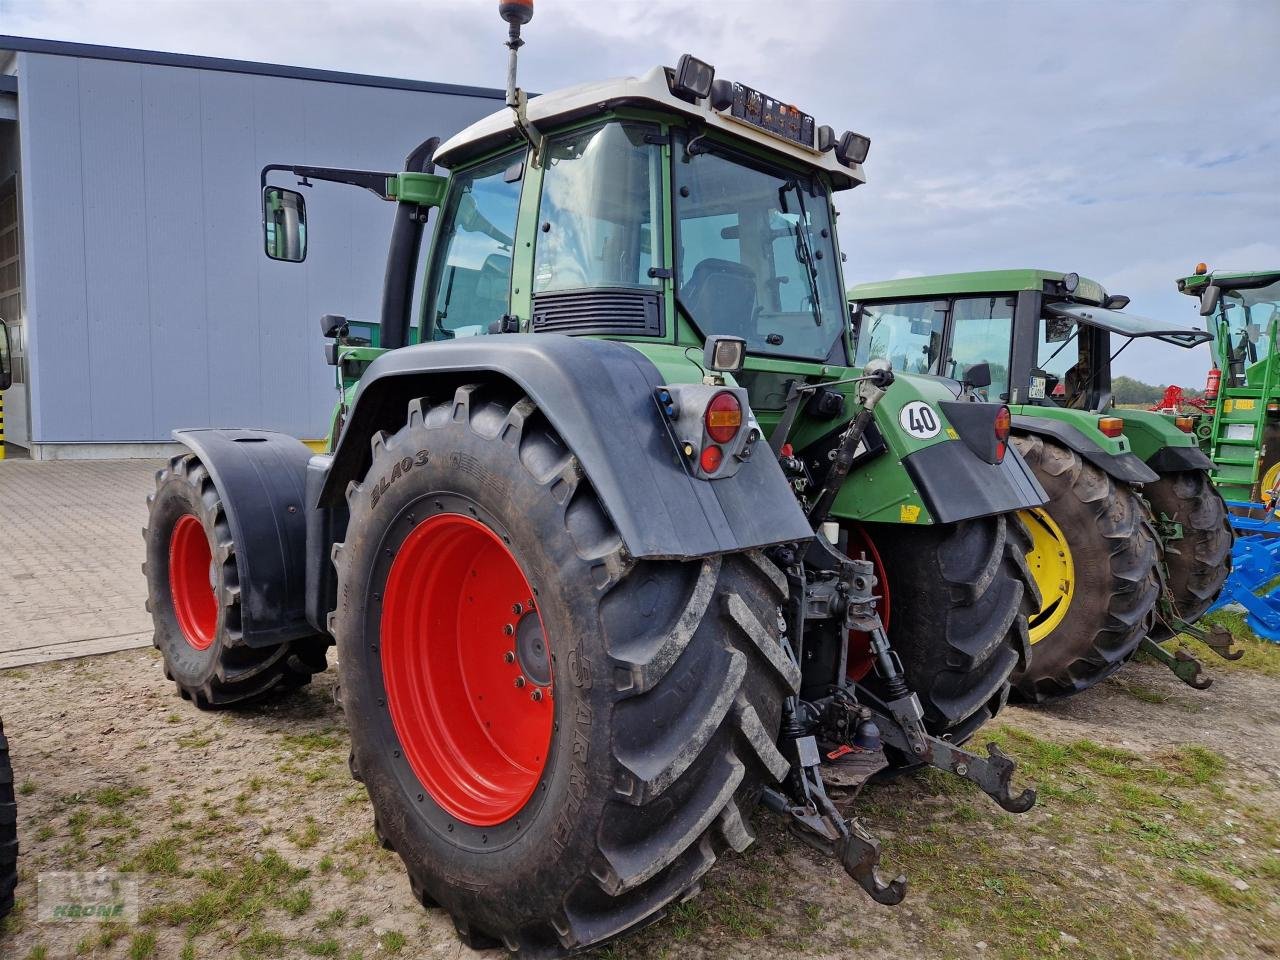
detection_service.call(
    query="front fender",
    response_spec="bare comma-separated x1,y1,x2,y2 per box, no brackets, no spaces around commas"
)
320,334,813,560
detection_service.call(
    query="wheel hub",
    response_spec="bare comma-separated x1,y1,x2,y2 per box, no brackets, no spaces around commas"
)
381,512,553,827
168,513,217,651
1020,507,1075,645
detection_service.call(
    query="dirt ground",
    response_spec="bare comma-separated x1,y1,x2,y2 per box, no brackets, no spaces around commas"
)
1,630,1278,960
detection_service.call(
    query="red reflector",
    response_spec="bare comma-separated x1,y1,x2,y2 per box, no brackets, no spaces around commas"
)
699,445,724,474
1098,416,1124,438
992,406,1011,462
705,392,743,444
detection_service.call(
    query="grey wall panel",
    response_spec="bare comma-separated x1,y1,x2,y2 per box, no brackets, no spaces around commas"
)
20,50,501,445
78,58,154,441
198,69,264,431
142,64,210,433
17,53,91,441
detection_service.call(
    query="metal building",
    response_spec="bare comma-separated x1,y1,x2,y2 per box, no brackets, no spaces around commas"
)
0,36,504,459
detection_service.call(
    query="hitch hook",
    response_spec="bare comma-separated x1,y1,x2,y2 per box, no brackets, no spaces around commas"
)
1140,636,1212,690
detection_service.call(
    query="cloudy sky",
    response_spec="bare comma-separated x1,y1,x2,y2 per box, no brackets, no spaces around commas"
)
4,0,1277,385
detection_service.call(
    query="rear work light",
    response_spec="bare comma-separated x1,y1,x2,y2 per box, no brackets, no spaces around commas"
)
1175,416,1195,433
705,392,743,443
1098,416,1124,439
993,405,1011,463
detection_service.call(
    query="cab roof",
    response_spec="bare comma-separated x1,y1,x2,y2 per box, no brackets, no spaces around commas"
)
848,269,1106,303
1178,268,1280,294
433,65,866,190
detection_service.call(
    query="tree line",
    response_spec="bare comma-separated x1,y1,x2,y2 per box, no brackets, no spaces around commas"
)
1112,375,1205,405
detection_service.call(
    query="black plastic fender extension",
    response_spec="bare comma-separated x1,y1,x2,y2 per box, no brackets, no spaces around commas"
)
171,429,315,648
1011,415,1160,485
1146,444,1213,473
318,334,815,560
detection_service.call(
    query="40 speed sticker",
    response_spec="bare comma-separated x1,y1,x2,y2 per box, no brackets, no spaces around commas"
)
899,400,942,439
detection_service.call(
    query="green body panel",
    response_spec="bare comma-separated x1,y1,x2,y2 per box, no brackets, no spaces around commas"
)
851,269,1108,307
386,172,448,207
1007,404,1131,456
1110,408,1198,461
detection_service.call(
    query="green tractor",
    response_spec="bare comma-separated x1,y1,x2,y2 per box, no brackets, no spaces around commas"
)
143,4,1048,952
850,270,1237,700
1177,265,1280,503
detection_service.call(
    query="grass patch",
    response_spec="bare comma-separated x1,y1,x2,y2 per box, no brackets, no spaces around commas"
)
1175,866,1254,907
128,931,158,960
141,849,309,938
378,931,407,955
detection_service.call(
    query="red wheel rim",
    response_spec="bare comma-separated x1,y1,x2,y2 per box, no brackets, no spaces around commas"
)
169,514,217,651
381,513,553,827
845,525,890,682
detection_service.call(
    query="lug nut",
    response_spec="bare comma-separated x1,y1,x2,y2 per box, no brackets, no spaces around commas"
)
512,602,523,615
514,676,527,688
503,651,516,664
503,624,514,636
531,689,543,702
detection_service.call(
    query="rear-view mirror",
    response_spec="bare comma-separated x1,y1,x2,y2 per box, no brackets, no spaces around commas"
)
1199,283,1221,317
263,186,308,262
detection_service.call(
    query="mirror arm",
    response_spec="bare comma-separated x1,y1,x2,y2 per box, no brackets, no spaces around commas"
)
260,164,398,201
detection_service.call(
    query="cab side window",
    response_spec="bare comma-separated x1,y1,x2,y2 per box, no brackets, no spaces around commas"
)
854,300,945,374
425,153,522,340
949,296,1015,400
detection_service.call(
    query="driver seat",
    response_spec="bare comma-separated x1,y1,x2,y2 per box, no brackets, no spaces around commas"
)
681,258,757,339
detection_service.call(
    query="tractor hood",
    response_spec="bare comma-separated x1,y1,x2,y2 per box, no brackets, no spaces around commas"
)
1044,302,1211,348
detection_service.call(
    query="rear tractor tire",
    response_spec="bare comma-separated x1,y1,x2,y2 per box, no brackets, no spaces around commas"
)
1009,434,1162,703
143,454,330,708
334,385,799,956
0,715,16,920
1145,469,1232,642
855,513,1036,745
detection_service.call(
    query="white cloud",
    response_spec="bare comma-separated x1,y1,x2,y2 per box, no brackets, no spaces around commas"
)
4,0,1277,387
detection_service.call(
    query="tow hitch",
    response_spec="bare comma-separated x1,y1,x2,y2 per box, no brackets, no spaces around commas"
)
1145,604,1243,690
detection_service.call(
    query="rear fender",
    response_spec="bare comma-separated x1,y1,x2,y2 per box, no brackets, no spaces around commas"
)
318,334,814,560
1011,415,1159,485
172,429,315,647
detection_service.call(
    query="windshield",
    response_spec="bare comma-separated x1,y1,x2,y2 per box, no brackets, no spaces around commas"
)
1214,279,1280,375
673,136,846,361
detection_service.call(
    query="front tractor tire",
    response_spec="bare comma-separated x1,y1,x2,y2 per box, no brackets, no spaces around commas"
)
1009,434,1162,703
1145,469,1232,641
857,514,1036,744
143,454,330,708
333,385,798,956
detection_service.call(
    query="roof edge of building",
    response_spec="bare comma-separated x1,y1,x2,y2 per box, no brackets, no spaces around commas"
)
0,34,506,101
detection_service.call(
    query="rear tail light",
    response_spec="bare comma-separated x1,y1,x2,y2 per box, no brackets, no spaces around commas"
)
993,405,1011,463
1175,416,1195,433
704,392,743,443
699,445,724,473
1098,416,1124,438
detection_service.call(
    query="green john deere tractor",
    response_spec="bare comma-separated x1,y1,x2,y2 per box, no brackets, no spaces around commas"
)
144,4,1048,952
850,270,1237,700
1177,265,1280,503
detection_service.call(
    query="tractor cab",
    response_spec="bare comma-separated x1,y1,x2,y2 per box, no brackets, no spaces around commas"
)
851,270,1209,413
1178,266,1280,501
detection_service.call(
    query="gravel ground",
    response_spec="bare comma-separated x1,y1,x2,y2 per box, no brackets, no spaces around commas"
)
0,636,1277,960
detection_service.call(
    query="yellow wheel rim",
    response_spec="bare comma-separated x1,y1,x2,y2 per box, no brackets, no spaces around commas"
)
1261,461,1280,505
1020,508,1075,645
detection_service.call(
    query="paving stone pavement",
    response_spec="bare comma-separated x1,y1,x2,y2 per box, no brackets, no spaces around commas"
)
0,458,163,666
